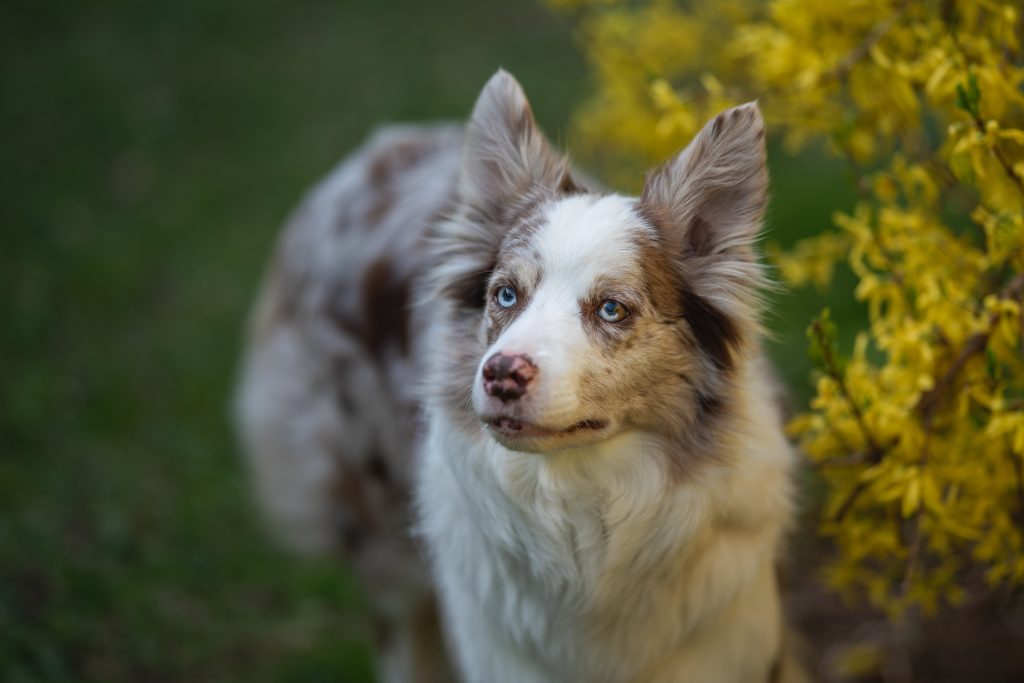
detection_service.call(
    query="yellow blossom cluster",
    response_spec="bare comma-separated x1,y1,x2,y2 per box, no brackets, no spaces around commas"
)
553,0,1024,612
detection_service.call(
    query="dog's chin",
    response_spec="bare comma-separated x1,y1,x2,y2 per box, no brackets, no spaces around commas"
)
482,415,614,454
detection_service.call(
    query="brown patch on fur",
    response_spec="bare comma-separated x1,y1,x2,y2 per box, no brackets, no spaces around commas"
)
633,204,685,309
366,449,391,484
446,262,495,310
558,170,587,195
697,391,723,421
684,215,715,257
368,141,431,188
622,224,745,482
680,288,741,372
361,140,436,229
361,257,411,356
334,462,380,552
634,205,744,372
330,257,412,361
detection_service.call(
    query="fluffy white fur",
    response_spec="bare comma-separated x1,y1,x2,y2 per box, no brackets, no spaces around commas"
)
237,69,804,683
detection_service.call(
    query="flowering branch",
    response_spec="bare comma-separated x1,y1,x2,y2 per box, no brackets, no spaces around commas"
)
810,318,885,463
916,273,1024,425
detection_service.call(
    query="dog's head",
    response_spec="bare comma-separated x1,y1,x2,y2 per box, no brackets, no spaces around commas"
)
428,70,768,457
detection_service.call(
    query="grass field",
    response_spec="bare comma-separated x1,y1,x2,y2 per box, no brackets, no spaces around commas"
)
0,1,855,681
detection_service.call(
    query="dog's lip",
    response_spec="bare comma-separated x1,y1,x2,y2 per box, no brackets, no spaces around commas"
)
483,416,608,439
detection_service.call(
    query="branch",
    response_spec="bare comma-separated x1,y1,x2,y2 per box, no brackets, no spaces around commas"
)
966,112,1024,197
916,273,1024,425
1009,447,1024,534
810,319,885,463
824,0,910,84
826,274,1023,523
810,318,888,522
832,480,870,523
901,510,923,594
944,15,1024,198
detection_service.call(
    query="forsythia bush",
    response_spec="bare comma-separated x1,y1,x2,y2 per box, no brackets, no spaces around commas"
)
553,0,1024,614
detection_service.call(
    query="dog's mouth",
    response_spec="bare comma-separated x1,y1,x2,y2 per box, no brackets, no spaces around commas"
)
485,416,608,440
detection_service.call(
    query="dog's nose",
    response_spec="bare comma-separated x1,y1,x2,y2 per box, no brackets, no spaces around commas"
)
482,353,537,402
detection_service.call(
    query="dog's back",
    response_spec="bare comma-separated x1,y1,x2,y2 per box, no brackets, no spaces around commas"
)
235,124,462,682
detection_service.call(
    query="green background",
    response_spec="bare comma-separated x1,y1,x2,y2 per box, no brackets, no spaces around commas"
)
0,1,854,681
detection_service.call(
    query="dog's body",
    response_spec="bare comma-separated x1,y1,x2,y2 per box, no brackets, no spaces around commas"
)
237,71,803,682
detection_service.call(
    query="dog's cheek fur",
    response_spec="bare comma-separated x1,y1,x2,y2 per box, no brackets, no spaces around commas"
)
574,316,726,480
431,303,490,431
570,230,744,478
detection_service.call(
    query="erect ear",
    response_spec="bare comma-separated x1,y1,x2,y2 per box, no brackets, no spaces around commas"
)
641,102,768,264
458,69,578,218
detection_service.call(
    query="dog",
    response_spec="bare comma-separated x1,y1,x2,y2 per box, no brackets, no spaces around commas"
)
236,70,804,683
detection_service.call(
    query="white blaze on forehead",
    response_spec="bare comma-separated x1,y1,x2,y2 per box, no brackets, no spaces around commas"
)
478,194,654,425
535,194,651,296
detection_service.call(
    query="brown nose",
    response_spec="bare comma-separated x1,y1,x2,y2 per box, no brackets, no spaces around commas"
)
482,353,537,402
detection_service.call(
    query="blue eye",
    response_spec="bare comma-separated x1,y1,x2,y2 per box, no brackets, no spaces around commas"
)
597,299,628,323
496,285,517,308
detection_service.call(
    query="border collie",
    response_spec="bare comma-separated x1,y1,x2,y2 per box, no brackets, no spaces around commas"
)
236,70,804,683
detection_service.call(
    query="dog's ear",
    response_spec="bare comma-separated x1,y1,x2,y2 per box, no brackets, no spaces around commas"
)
641,102,767,263
639,102,768,361
638,102,770,335
458,69,576,218
428,71,581,311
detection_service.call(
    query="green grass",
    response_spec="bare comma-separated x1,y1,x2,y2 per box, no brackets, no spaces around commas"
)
0,1,853,680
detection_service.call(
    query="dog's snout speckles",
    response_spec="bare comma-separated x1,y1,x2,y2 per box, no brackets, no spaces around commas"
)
482,352,537,402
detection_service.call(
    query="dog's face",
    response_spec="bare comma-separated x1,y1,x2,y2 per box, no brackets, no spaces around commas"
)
429,70,767,458
474,194,694,453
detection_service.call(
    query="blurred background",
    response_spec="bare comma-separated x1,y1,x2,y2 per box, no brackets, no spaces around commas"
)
0,1,859,681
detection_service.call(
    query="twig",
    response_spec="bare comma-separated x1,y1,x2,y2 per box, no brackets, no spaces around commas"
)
824,0,910,84
810,318,888,522
825,275,1023,523
965,111,1024,197
916,273,1024,425
943,14,1024,197
810,319,885,463
1009,446,1024,534
832,480,871,523
901,430,932,595
901,510,923,594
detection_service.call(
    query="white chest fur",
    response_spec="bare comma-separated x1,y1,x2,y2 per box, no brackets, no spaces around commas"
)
417,379,794,683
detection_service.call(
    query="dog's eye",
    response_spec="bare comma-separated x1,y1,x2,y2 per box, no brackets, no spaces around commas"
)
597,300,629,323
496,285,518,308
